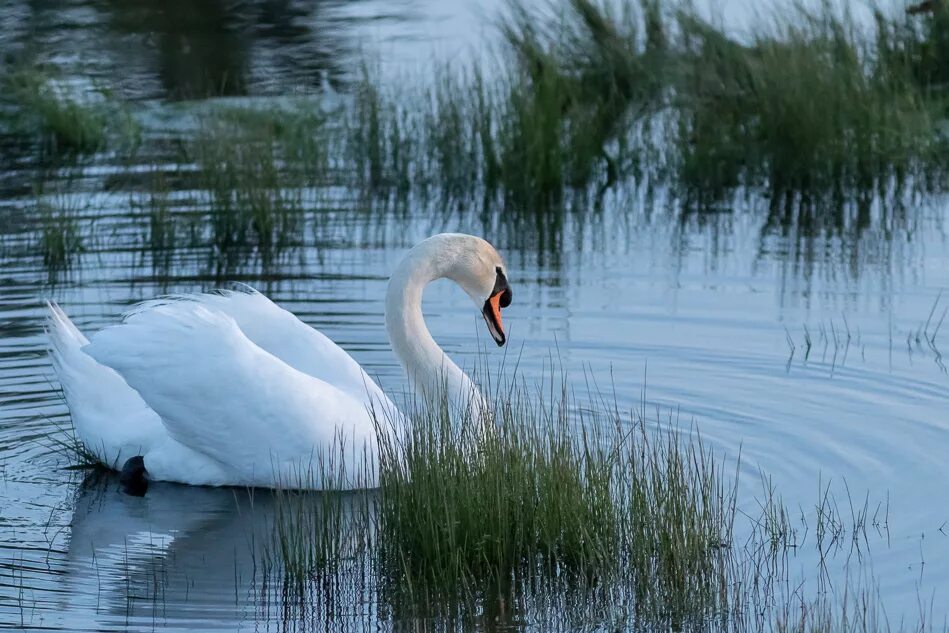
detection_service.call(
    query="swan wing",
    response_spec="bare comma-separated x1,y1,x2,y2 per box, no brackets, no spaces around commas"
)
83,302,378,488
129,288,394,410
47,302,166,467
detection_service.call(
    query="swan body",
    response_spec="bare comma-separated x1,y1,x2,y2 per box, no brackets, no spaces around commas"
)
47,234,512,490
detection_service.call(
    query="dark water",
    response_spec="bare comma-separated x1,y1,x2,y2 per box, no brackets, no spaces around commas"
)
2,0,949,630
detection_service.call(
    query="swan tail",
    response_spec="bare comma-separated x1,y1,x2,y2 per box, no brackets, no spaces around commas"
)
46,302,161,468
47,301,90,370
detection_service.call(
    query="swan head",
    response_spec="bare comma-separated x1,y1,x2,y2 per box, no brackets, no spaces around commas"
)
419,233,513,347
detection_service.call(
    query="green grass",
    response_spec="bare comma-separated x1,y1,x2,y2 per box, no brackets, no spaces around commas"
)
328,0,946,214
256,374,910,630
674,4,937,197
264,381,737,625
37,197,82,272
3,65,115,153
18,0,949,268
186,112,313,258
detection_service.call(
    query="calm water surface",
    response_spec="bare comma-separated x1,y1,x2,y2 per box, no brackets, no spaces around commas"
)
2,0,949,630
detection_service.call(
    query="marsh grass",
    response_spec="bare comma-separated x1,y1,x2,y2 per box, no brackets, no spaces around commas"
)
376,391,624,593
131,170,177,252
675,5,937,198
265,378,737,627
495,0,945,204
328,0,947,217
36,196,83,273
344,67,422,196
186,114,311,258
46,416,108,471
211,105,330,177
258,375,908,630
495,0,667,206
21,0,949,272
1,64,137,154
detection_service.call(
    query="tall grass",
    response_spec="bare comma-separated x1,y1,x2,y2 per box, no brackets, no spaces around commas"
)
329,0,945,215
496,0,666,207
37,197,82,273
2,63,137,153
266,380,738,626
18,0,949,269
186,112,315,258
674,5,936,197
376,389,626,593
256,374,907,630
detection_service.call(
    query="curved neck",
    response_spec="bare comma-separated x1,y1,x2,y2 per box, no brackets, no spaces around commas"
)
385,246,485,416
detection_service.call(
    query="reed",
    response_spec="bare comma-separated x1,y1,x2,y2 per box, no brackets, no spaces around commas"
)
186,114,308,257
37,197,82,272
674,3,936,197
3,65,112,153
264,377,737,627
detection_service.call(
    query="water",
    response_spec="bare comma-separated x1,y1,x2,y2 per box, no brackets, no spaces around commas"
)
2,0,949,630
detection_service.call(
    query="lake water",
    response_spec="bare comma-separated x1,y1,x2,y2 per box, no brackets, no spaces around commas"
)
2,0,949,630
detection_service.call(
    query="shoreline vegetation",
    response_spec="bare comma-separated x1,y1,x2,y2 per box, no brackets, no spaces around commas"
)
0,1,947,272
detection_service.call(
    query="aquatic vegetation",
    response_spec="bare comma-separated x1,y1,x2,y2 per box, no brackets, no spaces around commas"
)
674,4,937,198
2,65,119,153
266,380,735,626
345,66,420,194
37,197,82,272
186,115,309,258
493,0,943,202
132,170,177,252
46,414,108,470
332,0,946,215
495,0,666,209
211,104,330,178
878,0,949,98
16,0,949,278
376,390,629,592
256,374,907,630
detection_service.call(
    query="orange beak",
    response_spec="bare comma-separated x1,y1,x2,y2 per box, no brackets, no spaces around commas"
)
482,291,506,346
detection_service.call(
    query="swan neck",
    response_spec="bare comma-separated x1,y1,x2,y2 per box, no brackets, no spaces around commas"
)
385,248,482,412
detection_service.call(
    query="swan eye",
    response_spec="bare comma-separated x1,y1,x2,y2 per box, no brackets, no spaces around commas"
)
493,266,511,308
499,288,512,308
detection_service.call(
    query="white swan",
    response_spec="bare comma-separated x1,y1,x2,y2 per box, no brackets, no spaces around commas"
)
47,233,513,490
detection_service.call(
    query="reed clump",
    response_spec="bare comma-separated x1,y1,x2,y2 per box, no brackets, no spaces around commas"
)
263,381,737,628
494,0,667,209
262,376,900,630
1,64,133,153
185,112,315,257
337,0,947,214
37,197,82,272
674,5,937,198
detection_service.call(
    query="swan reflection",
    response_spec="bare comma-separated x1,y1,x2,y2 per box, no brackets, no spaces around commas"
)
65,471,377,632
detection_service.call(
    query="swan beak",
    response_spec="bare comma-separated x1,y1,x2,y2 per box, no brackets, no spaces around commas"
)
482,291,508,346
